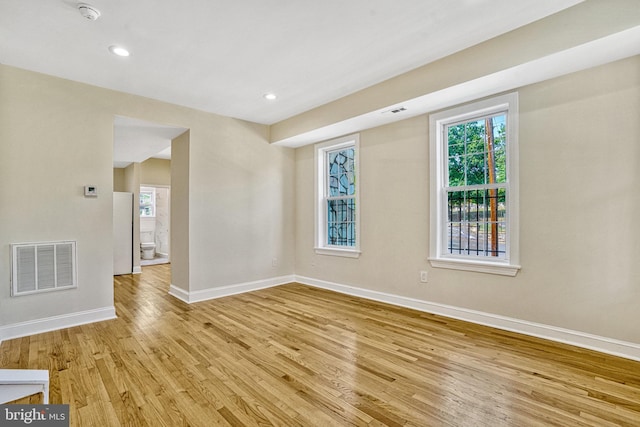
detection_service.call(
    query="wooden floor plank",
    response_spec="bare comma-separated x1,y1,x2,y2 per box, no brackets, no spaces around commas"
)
2,263,640,426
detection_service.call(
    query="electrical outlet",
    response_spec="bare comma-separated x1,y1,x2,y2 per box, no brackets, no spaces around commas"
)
272,258,278,267
420,271,428,283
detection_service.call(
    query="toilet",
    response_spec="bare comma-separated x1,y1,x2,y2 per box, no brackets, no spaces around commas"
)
140,242,156,260
140,231,156,260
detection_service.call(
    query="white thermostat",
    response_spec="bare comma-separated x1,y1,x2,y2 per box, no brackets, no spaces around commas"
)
84,185,98,197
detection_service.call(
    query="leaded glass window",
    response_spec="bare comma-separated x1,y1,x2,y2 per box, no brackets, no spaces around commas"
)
327,147,356,246
315,134,360,257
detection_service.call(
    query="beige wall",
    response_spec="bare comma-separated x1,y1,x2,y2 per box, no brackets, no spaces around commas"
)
0,65,115,326
294,56,640,344
113,168,126,191
171,131,189,292
187,118,296,290
114,158,171,194
140,158,171,186
0,64,295,330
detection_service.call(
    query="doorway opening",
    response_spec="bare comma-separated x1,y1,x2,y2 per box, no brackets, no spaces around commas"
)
112,116,188,276
140,185,170,266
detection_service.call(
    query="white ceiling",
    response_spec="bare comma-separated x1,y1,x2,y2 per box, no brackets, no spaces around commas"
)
0,0,582,125
0,0,583,165
113,117,186,168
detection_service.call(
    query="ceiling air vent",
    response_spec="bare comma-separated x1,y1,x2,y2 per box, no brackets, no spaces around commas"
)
382,106,407,114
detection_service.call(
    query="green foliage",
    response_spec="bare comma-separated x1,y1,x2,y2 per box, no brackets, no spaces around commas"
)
447,114,506,187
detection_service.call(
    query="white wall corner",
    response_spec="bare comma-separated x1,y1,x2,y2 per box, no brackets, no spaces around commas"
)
0,306,117,344
132,266,142,274
168,275,296,304
294,275,640,363
168,284,190,303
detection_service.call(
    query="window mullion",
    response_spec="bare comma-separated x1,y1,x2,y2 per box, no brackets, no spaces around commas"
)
327,195,354,201
445,183,506,192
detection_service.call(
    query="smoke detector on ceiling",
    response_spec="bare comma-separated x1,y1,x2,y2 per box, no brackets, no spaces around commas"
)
78,3,101,20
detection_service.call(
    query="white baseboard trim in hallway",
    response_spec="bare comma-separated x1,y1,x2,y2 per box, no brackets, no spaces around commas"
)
0,307,116,346
169,275,296,304
295,275,640,363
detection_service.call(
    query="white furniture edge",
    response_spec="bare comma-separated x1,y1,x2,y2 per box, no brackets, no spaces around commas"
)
0,369,49,404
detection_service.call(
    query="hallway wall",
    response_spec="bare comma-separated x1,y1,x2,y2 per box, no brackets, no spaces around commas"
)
0,64,295,338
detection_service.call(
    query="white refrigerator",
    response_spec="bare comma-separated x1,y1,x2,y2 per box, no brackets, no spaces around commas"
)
113,192,133,275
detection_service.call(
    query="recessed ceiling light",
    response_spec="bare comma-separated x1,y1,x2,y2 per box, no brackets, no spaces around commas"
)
109,45,130,57
264,93,277,100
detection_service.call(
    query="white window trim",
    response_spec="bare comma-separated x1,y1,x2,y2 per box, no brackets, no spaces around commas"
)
140,187,156,218
314,134,361,258
429,93,520,276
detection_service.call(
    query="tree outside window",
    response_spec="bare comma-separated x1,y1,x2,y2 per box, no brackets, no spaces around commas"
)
140,188,155,217
429,93,520,276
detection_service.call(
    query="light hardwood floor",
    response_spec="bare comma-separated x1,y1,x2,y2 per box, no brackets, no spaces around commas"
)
1,264,639,426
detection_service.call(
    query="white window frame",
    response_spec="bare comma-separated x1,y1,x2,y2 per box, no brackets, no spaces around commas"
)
140,187,156,218
429,93,520,276
314,134,361,258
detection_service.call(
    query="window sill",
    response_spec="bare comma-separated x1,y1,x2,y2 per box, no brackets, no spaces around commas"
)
429,257,520,276
315,247,361,258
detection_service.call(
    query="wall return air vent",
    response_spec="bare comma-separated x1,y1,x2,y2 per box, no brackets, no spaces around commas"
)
11,241,77,296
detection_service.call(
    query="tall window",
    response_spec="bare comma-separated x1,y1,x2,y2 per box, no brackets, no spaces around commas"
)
429,93,519,276
140,187,156,218
447,114,506,258
315,134,360,257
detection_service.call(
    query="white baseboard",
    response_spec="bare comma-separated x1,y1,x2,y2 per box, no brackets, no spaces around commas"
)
295,275,640,362
168,284,190,303
0,306,117,346
169,275,296,304
132,266,142,274
4,274,638,363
